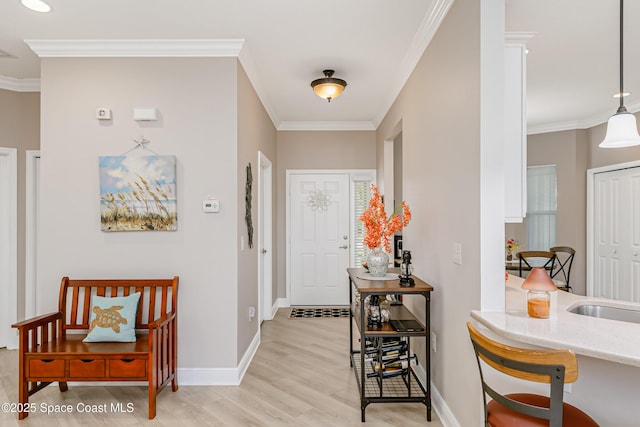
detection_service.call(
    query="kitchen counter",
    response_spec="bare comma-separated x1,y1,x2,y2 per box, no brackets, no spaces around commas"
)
471,275,640,368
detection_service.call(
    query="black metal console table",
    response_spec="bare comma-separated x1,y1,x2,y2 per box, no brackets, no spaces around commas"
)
347,267,433,422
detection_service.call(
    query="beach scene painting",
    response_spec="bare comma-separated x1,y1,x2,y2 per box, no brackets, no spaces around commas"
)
99,155,177,232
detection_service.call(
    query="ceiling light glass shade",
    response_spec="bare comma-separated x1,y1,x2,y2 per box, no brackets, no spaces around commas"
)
21,0,51,12
600,110,640,148
310,70,347,102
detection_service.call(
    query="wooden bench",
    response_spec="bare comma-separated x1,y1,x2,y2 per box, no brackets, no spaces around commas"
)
11,276,179,420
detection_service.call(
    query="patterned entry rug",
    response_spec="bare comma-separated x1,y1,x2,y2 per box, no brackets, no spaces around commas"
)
289,307,350,319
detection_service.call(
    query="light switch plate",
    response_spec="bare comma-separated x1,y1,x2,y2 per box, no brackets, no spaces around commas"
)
453,242,462,265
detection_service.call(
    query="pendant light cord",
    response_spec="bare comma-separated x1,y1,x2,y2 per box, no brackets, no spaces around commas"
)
619,0,625,111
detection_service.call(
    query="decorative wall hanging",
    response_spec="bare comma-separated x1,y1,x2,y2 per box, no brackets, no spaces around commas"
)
99,155,177,231
307,189,332,212
245,163,253,248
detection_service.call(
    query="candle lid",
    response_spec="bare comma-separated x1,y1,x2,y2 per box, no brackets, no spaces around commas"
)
521,267,557,291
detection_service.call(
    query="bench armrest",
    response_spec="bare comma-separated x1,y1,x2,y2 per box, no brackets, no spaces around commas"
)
12,312,62,330
148,312,176,329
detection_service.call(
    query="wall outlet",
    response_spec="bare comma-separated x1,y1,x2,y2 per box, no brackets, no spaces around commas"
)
431,331,437,352
248,306,255,320
453,242,462,265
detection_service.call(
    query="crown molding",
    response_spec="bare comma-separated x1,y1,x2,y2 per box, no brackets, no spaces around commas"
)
24,39,244,58
0,76,40,92
238,44,281,128
277,121,376,131
373,0,455,127
528,101,640,135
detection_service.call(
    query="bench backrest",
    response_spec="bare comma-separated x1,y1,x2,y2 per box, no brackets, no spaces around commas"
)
59,277,179,331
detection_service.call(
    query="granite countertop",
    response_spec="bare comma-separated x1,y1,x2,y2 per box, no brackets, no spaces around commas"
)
471,275,640,367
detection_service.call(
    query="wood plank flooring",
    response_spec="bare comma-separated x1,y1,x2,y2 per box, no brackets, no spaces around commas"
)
0,309,443,426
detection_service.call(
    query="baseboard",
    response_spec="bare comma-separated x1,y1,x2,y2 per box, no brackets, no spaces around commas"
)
414,363,460,427
180,328,260,386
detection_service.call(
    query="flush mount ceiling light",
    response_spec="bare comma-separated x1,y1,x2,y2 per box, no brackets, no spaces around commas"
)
310,69,347,102
21,0,51,12
600,0,640,148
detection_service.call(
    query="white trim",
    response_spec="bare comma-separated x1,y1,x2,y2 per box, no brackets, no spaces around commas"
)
586,160,640,297
413,362,461,427
373,0,454,127
258,151,273,322
272,298,287,317
277,121,376,131
25,151,40,318
0,76,41,92
528,101,640,136
178,329,260,385
0,148,18,349
25,39,244,58
285,169,375,305
238,44,280,129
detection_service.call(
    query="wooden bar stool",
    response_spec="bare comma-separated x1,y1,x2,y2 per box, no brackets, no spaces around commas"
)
467,322,599,427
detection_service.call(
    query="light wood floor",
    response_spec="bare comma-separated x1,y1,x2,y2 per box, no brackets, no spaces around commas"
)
0,309,442,426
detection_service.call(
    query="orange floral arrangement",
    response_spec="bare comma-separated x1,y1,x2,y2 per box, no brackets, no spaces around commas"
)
359,184,411,252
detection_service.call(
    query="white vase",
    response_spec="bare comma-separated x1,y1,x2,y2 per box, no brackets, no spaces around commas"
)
367,247,389,277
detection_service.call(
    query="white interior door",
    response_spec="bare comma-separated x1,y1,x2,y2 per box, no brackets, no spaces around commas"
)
258,151,273,321
593,166,640,302
0,147,17,349
289,173,350,305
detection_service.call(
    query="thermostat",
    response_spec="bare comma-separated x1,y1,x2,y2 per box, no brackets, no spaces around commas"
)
202,199,220,213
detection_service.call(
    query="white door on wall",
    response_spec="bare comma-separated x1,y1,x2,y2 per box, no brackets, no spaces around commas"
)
593,166,640,302
289,173,350,305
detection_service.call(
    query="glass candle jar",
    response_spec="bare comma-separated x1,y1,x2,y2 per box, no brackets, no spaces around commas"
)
527,290,550,319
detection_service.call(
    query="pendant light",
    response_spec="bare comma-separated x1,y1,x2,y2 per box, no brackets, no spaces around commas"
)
600,0,640,148
310,70,347,102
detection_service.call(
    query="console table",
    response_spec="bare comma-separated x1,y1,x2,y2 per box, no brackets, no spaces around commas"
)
347,267,433,422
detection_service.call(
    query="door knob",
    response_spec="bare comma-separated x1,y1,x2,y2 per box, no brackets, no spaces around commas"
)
261,249,267,254
339,245,348,249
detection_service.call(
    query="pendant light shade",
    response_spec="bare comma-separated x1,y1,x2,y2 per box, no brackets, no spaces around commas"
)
600,0,640,148
601,108,640,148
311,70,347,102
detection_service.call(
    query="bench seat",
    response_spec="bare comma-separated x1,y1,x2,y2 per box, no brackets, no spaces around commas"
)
12,277,178,420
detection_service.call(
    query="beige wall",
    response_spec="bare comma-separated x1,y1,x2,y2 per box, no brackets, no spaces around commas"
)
0,89,40,320
376,0,488,424
38,57,240,369
507,129,589,294
510,113,640,296
236,63,277,363
275,130,376,298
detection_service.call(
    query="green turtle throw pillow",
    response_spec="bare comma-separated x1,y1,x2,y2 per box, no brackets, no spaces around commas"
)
83,292,141,342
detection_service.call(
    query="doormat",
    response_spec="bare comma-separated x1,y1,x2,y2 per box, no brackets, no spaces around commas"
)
289,307,350,319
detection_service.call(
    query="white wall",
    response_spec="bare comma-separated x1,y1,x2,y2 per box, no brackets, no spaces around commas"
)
38,57,240,369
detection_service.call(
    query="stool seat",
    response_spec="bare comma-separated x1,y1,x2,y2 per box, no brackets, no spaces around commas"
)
467,322,599,427
488,393,599,427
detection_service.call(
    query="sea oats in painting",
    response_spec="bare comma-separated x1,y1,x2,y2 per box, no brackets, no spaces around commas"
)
99,155,177,231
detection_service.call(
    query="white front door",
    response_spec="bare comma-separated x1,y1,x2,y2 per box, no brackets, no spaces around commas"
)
593,166,640,302
289,173,350,305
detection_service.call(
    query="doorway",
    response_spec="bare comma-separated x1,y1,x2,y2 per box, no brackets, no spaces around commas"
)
258,151,273,322
588,161,640,302
0,147,17,349
286,170,375,306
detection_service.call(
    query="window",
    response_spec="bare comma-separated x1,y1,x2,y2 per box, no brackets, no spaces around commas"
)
526,165,557,250
352,180,372,267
